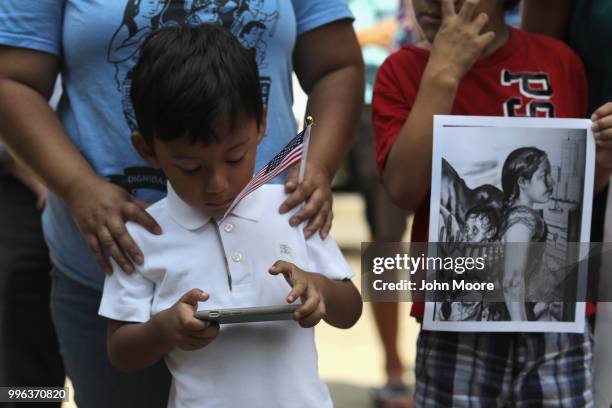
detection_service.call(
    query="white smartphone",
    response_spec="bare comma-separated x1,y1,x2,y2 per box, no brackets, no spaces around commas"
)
194,304,300,324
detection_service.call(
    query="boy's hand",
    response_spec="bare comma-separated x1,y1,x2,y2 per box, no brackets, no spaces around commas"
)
280,161,333,240
154,289,219,351
269,261,328,328
65,178,162,275
592,102,612,169
427,0,495,82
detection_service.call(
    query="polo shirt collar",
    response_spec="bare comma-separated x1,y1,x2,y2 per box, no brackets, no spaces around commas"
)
166,182,265,230
231,188,265,222
167,182,211,230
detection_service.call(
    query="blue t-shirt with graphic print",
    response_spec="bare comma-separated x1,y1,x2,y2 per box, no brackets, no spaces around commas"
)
0,0,352,290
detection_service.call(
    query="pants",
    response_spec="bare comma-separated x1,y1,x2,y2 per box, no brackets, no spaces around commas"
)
50,268,171,408
414,327,593,407
0,174,65,408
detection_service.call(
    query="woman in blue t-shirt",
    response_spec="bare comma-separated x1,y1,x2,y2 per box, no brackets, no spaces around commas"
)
0,2,364,407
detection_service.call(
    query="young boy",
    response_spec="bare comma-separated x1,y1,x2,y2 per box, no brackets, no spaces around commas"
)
98,24,362,408
373,0,612,405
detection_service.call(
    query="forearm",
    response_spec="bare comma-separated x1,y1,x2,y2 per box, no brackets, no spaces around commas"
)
0,79,101,201
502,267,527,320
305,63,364,179
505,301,527,321
521,0,571,39
382,69,459,210
107,313,172,372
316,275,362,329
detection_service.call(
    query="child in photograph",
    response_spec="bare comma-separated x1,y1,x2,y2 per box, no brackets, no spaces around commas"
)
373,0,612,405
462,204,499,243
438,203,500,321
98,24,362,408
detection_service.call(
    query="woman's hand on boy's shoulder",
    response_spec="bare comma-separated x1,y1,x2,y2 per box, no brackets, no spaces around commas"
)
153,288,219,351
593,102,612,169
427,0,496,84
66,178,162,275
280,161,333,240
269,261,328,328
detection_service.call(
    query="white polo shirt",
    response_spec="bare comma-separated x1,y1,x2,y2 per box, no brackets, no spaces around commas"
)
99,183,354,408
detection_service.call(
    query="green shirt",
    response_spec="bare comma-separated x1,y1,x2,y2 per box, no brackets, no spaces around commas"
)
569,0,612,114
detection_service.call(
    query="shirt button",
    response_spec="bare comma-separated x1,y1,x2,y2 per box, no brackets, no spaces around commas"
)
232,252,243,262
224,223,234,233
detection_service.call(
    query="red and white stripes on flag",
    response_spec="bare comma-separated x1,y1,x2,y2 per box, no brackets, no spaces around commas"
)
222,122,312,219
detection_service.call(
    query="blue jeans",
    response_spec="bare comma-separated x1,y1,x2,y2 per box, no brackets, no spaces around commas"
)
50,268,171,408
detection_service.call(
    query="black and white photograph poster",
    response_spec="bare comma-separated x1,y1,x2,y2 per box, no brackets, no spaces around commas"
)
424,115,595,333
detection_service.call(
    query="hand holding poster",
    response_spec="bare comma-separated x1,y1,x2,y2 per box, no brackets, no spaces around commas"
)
423,115,595,333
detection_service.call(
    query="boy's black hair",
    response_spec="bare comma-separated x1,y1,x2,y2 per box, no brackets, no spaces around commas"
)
131,24,263,147
504,0,520,11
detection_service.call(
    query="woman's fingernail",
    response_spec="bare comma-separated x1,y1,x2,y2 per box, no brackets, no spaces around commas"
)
290,217,299,225
154,226,162,234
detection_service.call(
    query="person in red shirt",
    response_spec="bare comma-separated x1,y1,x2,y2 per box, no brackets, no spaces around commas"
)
372,0,612,405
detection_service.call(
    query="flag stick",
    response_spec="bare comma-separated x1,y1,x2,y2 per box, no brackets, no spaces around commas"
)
298,116,313,184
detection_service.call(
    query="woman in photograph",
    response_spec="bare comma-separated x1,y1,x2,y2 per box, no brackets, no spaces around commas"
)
498,147,555,321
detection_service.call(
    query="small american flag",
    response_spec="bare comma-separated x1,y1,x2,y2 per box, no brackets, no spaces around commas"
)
222,121,312,219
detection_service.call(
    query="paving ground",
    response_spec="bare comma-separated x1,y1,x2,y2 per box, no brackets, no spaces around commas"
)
62,192,420,408
317,193,418,407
